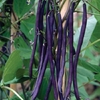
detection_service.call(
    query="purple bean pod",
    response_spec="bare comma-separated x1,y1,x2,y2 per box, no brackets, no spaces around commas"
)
37,0,47,71
73,3,87,100
57,12,69,93
44,76,52,100
39,0,46,58
32,51,48,100
56,12,63,81
64,2,75,99
47,14,58,100
29,0,42,78
38,44,46,76
29,35,38,78
50,10,55,46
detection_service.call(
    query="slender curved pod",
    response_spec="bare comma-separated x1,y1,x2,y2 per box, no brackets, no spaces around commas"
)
56,12,63,81
73,3,87,100
64,2,75,99
32,50,48,100
47,13,58,100
29,0,42,78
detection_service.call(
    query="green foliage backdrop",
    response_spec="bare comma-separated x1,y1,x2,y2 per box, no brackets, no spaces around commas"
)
0,0,100,100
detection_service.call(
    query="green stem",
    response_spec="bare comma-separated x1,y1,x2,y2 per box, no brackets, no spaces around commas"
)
0,35,11,41
0,50,9,57
0,89,2,100
1,86,24,100
0,28,8,34
59,0,66,11
12,12,34,25
75,10,100,16
86,0,100,12
81,39,100,52
2,88,10,100
53,0,57,12
78,79,95,88
21,83,27,100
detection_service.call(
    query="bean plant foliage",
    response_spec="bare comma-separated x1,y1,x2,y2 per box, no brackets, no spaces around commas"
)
0,0,100,100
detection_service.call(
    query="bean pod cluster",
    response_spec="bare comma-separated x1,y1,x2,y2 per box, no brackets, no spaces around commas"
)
29,0,87,100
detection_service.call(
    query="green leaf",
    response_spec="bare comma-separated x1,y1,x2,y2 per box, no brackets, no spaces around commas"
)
77,66,94,80
74,15,97,55
94,73,100,82
13,0,35,18
84,46,95,60
90,21,100,51
23,59,30,68
16,68,37,79
71,79,89,100
20,16,35,40
78,58,100,73
5,68,37,83
3,50,23,84
0,68,3,79
14,36,29,49
90,81,100,87
76,74,89,99
89,55,100,65
14,36,32,59
1,30,10,39
19,48,32,59
0,0,6,8
0,40,4,47
0,30,10,42
79,87,89,100
89,0,100,21
89,88,100,99
77,73,89,85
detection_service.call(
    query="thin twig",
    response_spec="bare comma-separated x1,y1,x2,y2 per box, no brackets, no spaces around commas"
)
81,39,100,52
0,50,9,57
21,83,27,100
59,0,66,11
75,10,100,16
86,0,100,12
2,88,10,100
1,86,24,100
